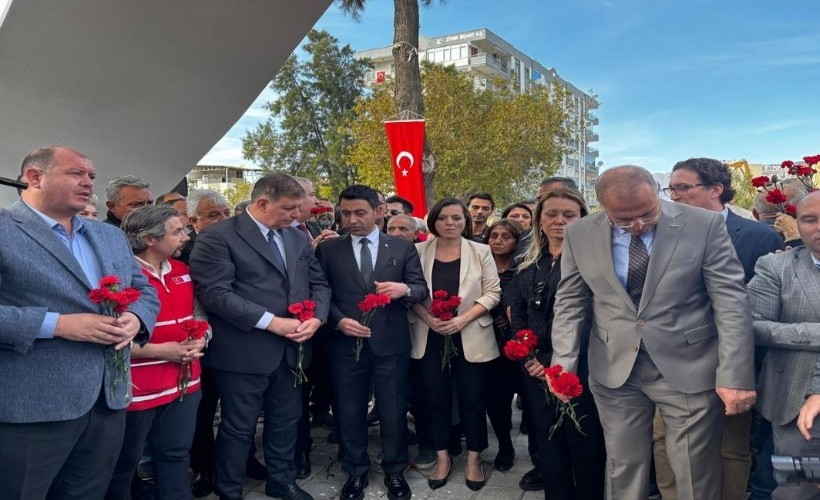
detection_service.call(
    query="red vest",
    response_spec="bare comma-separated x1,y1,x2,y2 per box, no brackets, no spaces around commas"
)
129,258,201,411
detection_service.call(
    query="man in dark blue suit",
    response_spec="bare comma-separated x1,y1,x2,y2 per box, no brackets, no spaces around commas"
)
655,157,783,500
315,185,428,500
190,173,331,500
0,146,159,499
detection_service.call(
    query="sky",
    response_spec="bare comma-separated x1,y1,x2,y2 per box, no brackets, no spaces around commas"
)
200,0,820,175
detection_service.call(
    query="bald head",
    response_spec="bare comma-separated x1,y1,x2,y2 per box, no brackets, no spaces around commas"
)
797,190,820,257
595,165,658,201
597,165,661,236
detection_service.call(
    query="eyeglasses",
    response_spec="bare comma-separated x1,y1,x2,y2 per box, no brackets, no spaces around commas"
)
388,209,401,216
606,211,661,231
662,183,706,196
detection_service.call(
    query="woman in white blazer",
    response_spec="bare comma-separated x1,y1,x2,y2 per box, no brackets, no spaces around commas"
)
409,197,501,492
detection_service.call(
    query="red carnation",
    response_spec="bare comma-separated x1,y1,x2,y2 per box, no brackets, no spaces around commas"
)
751,176,770,188
552,371,584,399
782,160,795,169
766,189,788,205
288,303,305,315
803,155,820,166
433,290,449,300
303,300,316,311
544,364,564,380
180,319,209,341
797,165,816,177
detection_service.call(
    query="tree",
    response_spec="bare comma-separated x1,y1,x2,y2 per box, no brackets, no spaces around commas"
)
346,63,571,204
223,181,253,209
340,0,444,207
242,29,370,198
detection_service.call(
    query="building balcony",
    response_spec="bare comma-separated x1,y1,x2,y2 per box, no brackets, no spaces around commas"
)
587,113,599,126
585,129,599,142
586,146,599,157
469,53,509,77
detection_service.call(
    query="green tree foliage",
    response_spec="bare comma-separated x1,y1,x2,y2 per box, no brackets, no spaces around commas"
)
242,29,370,198
346,63,571,204
223,181,253,209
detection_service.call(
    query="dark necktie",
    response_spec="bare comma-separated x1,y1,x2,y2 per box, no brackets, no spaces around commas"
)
297,223,313,244
359,237,373,287
627,234,649,307
267,229,287,272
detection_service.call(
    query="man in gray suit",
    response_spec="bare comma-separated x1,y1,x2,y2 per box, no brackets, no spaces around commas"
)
748,190,820,500
550,165,756,500
0,145,159,499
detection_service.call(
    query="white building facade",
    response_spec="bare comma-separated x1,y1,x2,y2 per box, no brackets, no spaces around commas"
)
357,28,600,206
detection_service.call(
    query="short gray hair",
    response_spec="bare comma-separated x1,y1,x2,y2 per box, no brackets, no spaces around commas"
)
106,175,150,203
388,214,418,230
121,205,179,254
187,189,229,218
753,178,809,219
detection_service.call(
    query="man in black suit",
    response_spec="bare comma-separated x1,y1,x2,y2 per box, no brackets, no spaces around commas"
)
315,185,428,500
190,173,331,500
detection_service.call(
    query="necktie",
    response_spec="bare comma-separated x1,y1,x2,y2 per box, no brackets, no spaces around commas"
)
297,223,313,244
267,229,287,272
627,234,649,307
359,237,373,287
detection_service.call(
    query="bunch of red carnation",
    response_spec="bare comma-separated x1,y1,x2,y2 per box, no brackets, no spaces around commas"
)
430,290,461,320
178,319,209,399
88,275,141,315
503,329,539,361
288,299,317,322
309,206,333,215
751,154,819,217
288,299,318,385
544,364,586,438
354,294,391,362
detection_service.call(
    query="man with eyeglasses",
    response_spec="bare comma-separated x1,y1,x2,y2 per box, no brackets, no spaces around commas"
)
549,165,755,500
385,195,413,218
104,175,154,227
654,158,783,500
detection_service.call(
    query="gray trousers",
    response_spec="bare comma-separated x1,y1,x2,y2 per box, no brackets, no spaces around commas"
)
590,350,725,500
772,419,820,500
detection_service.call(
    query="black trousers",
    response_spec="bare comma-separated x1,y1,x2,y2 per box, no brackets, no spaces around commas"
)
521,370,606,500
106,391,201,500
328,339,409,476
213,362,302,500
409,358,432,449
0,390,125,500
485,355,518,452
418,332,489,452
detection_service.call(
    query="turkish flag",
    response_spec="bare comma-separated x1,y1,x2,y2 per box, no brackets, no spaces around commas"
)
384,119,427,217
375,71,385,84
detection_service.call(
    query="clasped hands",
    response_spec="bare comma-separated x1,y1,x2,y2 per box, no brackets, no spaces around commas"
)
267,316,322,343
54,311,142,350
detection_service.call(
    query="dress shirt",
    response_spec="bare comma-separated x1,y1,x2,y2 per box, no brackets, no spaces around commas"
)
246,209,287,330
351,226,381,270
25,202,103,339
612,227,655,289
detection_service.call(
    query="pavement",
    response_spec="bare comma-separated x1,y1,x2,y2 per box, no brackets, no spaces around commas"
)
205,403,544,500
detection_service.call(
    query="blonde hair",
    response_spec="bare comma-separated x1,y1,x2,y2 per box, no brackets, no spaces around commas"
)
518,187,588,271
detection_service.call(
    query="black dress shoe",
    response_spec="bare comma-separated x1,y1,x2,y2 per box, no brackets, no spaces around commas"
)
384,472,411,499
427,457,452,490
265,481,313,500
340,473,368,500
465,461,486,491
518,466,544,491
190,472,214,498
493,447,515,472
296,453,312,479
246,455,266,480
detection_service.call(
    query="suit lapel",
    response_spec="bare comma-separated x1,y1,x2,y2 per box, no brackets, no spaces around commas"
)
10,201,91,288
235,213,286,278
372,234,391,284
339,234,367,291
639,202,683,314
83,223,116,279
458,237,470,289
421,239,438,295
591,214,636,312
725,211,743,245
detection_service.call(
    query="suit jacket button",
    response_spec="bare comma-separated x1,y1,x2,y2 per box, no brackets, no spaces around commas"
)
636,319,645,326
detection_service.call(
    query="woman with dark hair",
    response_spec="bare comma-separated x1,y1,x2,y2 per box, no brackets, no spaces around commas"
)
482,219,524,472
501,203,533,231
507,188,606,500
409,197,501,492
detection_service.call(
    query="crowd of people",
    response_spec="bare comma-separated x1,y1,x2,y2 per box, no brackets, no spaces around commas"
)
1,145,819,500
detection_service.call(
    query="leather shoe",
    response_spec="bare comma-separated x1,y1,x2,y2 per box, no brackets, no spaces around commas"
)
427,457,452,490
384,472,411,499
465,461,486,491
493,447,515,472
265,481,313,500
190,472,213,498
246,455,266,480
518,466,544,491
296,452,311,479
340,473,368,500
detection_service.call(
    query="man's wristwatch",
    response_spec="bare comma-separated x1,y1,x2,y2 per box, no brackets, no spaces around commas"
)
404,284,412,298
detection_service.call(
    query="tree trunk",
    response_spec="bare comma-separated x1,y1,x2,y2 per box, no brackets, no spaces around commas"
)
392,0,435,210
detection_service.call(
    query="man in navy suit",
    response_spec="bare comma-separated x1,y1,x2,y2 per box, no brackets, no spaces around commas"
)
315,184,428,500
0,146,159,499
190,173,331,500
655,157,783,500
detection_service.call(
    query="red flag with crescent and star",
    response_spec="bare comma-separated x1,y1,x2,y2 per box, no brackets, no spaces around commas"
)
384,119,427,217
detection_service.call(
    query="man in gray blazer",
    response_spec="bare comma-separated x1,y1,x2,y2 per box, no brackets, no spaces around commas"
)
748,190,820,500
550,165,756,500
0,146,159,499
